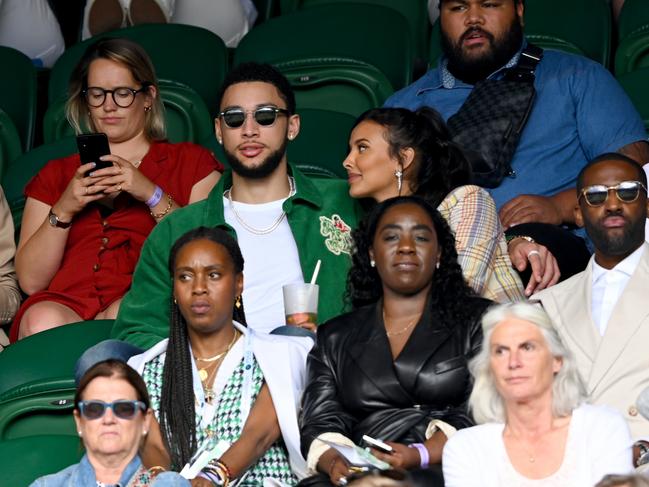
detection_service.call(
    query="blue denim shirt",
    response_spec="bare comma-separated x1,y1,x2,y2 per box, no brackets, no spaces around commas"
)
385,40,647,210
29,454,190,487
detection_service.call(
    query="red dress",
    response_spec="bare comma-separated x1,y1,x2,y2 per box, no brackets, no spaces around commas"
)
10,141,223,341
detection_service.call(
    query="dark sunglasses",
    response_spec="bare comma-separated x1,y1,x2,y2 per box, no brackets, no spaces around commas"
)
78,400,146,420
578,180,647,207
219,106,289,128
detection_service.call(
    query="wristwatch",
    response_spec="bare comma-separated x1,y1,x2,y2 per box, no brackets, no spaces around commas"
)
637,441,649,467
48,210,72,229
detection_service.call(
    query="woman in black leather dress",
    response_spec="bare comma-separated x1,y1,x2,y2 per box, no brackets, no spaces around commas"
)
299,196,492,486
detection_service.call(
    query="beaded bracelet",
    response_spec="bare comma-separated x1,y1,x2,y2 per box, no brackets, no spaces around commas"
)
146,185,163,208
150,193,173,220
408,443,430,468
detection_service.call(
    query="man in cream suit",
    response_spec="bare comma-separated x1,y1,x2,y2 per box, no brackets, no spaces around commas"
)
534,153,649,463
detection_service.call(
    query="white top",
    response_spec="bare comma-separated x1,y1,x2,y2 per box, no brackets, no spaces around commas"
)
443,404,633,487
223,196,304,333
591,245,644,335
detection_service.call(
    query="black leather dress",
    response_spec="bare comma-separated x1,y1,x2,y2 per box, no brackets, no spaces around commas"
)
299,296,491,486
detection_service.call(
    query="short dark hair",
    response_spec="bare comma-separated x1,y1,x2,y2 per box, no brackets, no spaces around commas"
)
576,152,647,193
75,359,150,410
217,62,296,114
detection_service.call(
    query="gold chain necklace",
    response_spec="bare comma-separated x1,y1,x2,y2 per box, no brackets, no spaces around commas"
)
225,176,296,235
195,329,240,381
382,311,419,337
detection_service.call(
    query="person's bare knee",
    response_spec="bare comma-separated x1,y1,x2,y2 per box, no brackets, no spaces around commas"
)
18,302,81,339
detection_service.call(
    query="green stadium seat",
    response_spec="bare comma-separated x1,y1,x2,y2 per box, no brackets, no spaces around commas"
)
281,62,394,117
0,109,23,181
0,319,114,400
48,23,228,117
617,68,649,134
615,0,649,76
0,320,113,440
618,0,649,42
429,0,612,67
289,0,429,65
0,435,83,486
3,137,76,236
235,3,413,91
288,108,356,179
0,46,37,151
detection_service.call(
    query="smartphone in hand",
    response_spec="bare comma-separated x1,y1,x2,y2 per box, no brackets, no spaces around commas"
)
77,133,111,176
362,435,393,454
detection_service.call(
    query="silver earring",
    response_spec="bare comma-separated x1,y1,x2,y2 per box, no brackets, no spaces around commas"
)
395,168,403,193
436,261,440,269
370,259,376,267
288,133,294,140
78,431,82,437
144,106,151,112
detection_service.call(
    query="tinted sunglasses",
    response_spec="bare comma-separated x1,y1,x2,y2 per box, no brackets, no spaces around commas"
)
579,180,647,207
219,106,289,128
78,400,146,420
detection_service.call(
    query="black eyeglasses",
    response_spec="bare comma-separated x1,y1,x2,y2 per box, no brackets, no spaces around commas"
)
78,400,146,420
578,180,647,207
219,106,289,128
84,83,151,108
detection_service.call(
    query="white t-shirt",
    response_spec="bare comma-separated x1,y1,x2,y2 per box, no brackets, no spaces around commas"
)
224,196,303,333
443,404,633,487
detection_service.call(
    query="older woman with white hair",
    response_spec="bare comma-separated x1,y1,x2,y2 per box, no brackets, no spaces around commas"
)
443,302,633,486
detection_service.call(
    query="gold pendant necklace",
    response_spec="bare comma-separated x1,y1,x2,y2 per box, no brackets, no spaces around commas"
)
195,329,240,396
382,311,419,337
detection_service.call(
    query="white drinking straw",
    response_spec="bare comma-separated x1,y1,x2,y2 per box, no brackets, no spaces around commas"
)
310,259,322,285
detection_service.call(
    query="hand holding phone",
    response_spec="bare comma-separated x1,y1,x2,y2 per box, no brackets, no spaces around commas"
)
362,435,393,454
77,133,111,176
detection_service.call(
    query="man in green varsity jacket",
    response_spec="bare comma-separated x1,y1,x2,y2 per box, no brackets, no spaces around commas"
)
111,62,362,349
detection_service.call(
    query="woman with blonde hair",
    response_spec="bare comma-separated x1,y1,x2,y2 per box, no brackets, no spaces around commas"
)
12,37,222,340
443,302,633,486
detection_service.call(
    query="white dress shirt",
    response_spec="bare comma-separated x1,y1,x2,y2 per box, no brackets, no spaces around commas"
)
591,245,645,335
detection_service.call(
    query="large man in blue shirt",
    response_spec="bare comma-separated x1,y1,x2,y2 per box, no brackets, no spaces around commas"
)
386,0,649,277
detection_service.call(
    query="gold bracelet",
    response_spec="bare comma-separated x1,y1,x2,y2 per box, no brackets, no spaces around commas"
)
150,193,173,220
147,465,166,477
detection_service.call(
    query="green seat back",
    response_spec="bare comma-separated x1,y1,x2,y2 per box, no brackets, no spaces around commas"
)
3,137,77,235
235,3,413,90
293,0,429,64
0,319,113,400
617,68,649,134
429,0,611,67
0,109,23,182
0,435,83,486
618,0,649,42
282,62,394,116
288,108,356,179
48,23,228,117
0,46,37,151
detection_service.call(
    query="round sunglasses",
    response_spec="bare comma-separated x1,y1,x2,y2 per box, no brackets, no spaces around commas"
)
218,106,289,128
578,180,647,207
77,400,146,420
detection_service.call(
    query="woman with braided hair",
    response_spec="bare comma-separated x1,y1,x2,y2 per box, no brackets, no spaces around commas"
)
342,107,561,301
128,226,312,486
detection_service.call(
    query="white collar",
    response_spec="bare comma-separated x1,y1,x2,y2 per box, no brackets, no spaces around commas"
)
592,244,645,283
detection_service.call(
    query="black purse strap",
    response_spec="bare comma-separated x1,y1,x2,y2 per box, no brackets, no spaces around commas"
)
503,43,544,82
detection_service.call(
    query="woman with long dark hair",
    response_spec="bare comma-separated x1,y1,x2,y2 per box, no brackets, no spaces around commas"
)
299,196,492,486
128,226,312,485
343,107,560,302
